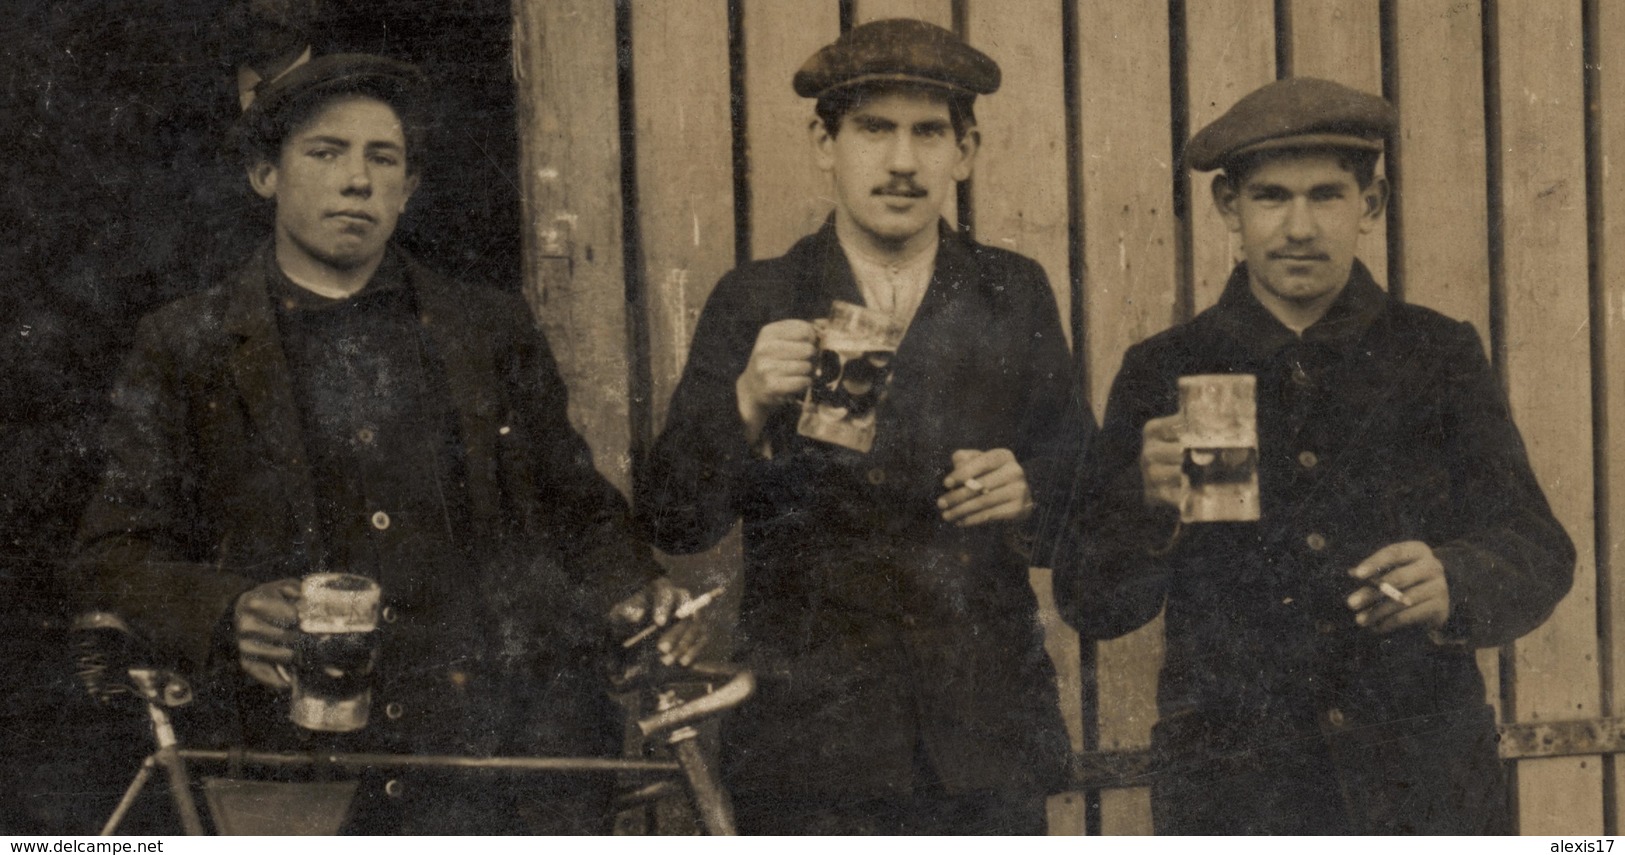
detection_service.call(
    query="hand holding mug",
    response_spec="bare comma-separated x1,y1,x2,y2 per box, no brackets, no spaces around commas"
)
737,319,818,442
235,578,301,690
1140,414,1185,509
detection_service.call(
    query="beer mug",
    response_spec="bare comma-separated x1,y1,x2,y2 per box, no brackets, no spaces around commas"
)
1176,374,1261,523
797,301,906,453
285,573,381,732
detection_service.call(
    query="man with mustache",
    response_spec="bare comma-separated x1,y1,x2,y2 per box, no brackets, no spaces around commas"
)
1062,78,1574,833
637,19,1092,834
73,54,704,833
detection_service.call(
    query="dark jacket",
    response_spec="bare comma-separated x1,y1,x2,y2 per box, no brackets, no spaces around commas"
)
73,245,655,763
1060,262,1575,833
637,222,1093,796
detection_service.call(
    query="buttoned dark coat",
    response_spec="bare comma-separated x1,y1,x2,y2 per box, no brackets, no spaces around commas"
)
1060,262,1575,834
637,222,1093,797
74,245,654,765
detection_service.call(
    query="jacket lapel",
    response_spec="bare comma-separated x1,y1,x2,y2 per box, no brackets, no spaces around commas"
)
406,256,503,529
222,247,322,568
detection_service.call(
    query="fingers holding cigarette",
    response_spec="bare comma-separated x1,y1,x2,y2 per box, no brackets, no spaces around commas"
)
622,584,725,666
1345,540,1451,635
938,449,1033,527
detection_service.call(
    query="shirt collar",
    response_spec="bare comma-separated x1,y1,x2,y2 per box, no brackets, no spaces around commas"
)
268,248,408,313
1211,259,1387,359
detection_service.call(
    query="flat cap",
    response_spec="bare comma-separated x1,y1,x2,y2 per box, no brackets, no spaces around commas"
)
236,53,425,156
794,18,1000,99
1185,77,1396,171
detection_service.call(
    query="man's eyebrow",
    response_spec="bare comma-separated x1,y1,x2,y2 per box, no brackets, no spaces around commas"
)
297,134,352,147
364,140,405,151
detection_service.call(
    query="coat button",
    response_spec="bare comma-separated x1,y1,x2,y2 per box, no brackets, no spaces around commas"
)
866,468,886,485
381,606,398,624
1316,620,1336,636
1291,363,1313,387
385,702,404,720
357,427,375,444
1326,708,1346,728
1297,450,1318,469
1305,532,1328,551
371,510,391,531
901,615,918,628
384,779,404,798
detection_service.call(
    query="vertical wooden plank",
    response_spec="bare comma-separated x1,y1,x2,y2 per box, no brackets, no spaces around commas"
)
964,4,1071,346
852,0,951,28
1286,0,1387,288
742,1,841,259
631,0,736,432
1391,3,1491,342
1494,0,1603,834
1076,0,1179,835
512,0,631,490
1184,0,1275,312
1392,0,1501,721
960,6,1080,833
1594,0,1625,832
1287,0,1381,92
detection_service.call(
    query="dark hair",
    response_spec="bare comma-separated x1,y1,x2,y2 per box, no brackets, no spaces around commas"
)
814,82,976,140
1218,146,1381,190
238,74,430,175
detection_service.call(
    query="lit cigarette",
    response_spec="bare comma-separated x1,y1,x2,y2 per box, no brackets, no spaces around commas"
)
1376,581,1413,607
622,585,726,649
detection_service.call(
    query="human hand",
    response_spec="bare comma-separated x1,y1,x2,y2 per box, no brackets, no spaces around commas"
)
1140,414,1183,509
235,578,301,690
736,319,818,442
938,448,1033,527
607,577,712,667
1345,541,1451,634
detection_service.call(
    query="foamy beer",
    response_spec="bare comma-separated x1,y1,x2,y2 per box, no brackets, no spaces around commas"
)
798,301,906,453
1177,374,1261,523
288,573,381,732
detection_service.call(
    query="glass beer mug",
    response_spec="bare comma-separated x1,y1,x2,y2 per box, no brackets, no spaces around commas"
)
283,573,382,732
1176,374,1261,523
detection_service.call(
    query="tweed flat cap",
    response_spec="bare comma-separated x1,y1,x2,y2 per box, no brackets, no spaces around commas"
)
236,53,425,157
793,18,1000,99
1185,77,1396,171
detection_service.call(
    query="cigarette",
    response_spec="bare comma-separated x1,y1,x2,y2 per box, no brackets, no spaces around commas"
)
1376,581,1413,607
622,585,726,649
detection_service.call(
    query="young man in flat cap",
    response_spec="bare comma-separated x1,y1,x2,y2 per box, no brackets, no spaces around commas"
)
1062,77,1574,834
637,18,1091,835
73,53,703,834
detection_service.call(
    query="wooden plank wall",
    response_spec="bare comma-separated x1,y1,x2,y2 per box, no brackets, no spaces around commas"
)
515,0,1624,835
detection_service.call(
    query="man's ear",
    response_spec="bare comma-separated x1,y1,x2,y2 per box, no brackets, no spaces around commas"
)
952,127,981,182
1359,175,1390,235
1211,173,1242,233
402,172,421,213
811,117,836,172
247,159,279,200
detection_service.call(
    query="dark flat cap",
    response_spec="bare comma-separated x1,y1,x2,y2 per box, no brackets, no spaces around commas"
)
1185,77,1396,171
236,53,425,157
794,18,999,99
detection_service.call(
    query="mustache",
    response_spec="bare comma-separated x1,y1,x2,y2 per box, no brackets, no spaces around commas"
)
873,180,928,199
1269,250,1330,261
